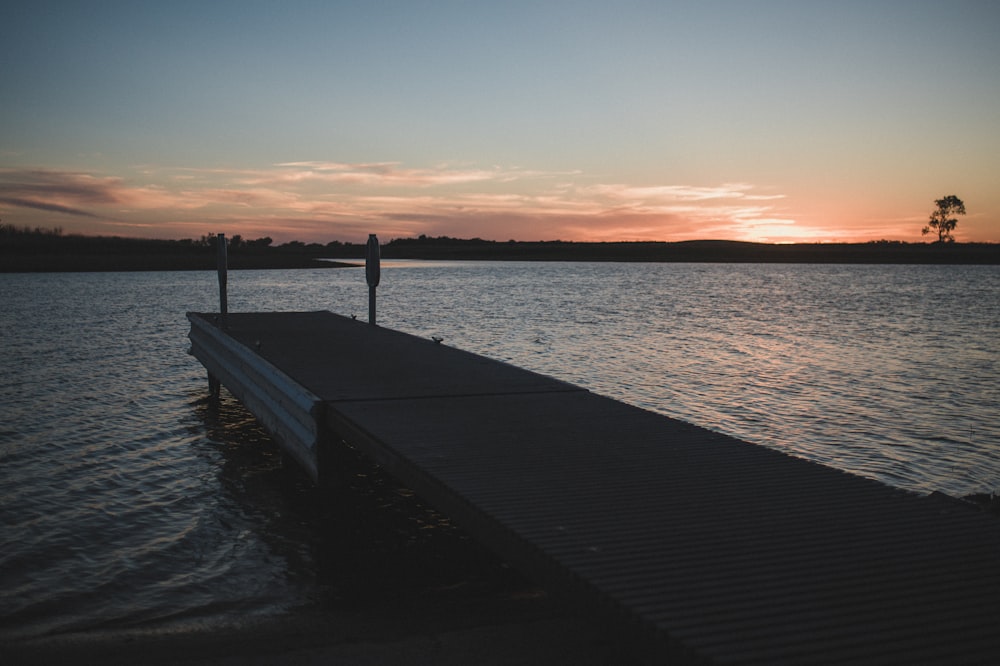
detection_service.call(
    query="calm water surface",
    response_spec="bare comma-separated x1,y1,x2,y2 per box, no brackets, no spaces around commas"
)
2,262,998,640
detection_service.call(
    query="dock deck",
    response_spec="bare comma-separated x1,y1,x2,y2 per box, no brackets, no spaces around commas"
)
188,311,1000,663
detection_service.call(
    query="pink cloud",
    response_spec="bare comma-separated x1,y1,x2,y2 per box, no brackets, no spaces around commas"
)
0,169,126,215
0,163,807,243
587,182,765,202
265,161,519,187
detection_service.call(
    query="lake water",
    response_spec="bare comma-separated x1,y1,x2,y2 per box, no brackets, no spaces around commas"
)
2,262,998,641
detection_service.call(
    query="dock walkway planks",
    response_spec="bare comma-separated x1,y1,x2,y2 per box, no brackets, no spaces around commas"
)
188,311,1000,664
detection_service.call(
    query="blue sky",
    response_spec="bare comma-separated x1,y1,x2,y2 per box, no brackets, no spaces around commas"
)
2,1,998,243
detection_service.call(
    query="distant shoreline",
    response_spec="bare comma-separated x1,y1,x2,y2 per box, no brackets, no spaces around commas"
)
2,232,998,272
0,253,355,273
382,238,1000,265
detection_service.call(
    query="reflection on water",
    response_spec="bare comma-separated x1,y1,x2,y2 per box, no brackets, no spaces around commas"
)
0,390,289,640
0,263,997,640
368,263,999,497
1,382,524,641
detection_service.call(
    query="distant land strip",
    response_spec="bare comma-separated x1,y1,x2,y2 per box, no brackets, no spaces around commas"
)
383,237,1000,264
0,252,352,273
1,228,998,272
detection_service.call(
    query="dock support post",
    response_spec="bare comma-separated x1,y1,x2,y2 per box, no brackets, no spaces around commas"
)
365,233,380,326
217,233,228,329
315,431,364,493
208,372,221,398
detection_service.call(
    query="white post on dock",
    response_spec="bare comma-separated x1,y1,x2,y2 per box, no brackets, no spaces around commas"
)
366,233,380,326
217,232,228,329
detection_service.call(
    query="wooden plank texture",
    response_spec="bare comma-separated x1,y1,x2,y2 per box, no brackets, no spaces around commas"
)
188,311,1000,664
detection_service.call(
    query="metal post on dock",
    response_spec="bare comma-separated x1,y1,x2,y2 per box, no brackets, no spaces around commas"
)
365,233,380,326
217,232,228,329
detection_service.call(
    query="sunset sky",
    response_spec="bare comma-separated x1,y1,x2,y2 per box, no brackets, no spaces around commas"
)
2,1,998,244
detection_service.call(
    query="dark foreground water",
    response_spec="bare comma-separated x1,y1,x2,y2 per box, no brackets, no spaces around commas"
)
1,262,998,641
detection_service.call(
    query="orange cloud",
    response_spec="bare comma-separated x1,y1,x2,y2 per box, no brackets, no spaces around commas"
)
0,163,811,243
266,161,535,187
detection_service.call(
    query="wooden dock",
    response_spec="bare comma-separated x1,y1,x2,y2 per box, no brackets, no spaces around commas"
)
188,310,1000,664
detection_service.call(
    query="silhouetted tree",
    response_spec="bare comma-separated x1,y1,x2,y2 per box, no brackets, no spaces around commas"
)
247,236,273,249
923,195,965,243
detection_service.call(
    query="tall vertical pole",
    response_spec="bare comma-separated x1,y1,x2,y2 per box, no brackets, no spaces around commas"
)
365,233,380,326
217,232,228,330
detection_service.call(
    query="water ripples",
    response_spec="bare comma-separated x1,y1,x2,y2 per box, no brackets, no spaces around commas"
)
1,274,294,640
1,264,997,641
361,262,999,498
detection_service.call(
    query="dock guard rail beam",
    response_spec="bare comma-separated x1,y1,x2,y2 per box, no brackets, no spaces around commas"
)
187,313,324,481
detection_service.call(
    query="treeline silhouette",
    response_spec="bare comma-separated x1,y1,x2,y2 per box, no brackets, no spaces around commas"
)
2,225,998,272
0,225,357,272
381,235,999,264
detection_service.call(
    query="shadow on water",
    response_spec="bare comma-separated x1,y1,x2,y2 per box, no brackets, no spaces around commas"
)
190,389,535,615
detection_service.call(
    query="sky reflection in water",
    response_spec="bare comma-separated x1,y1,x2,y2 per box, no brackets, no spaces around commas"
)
0,263,997,639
